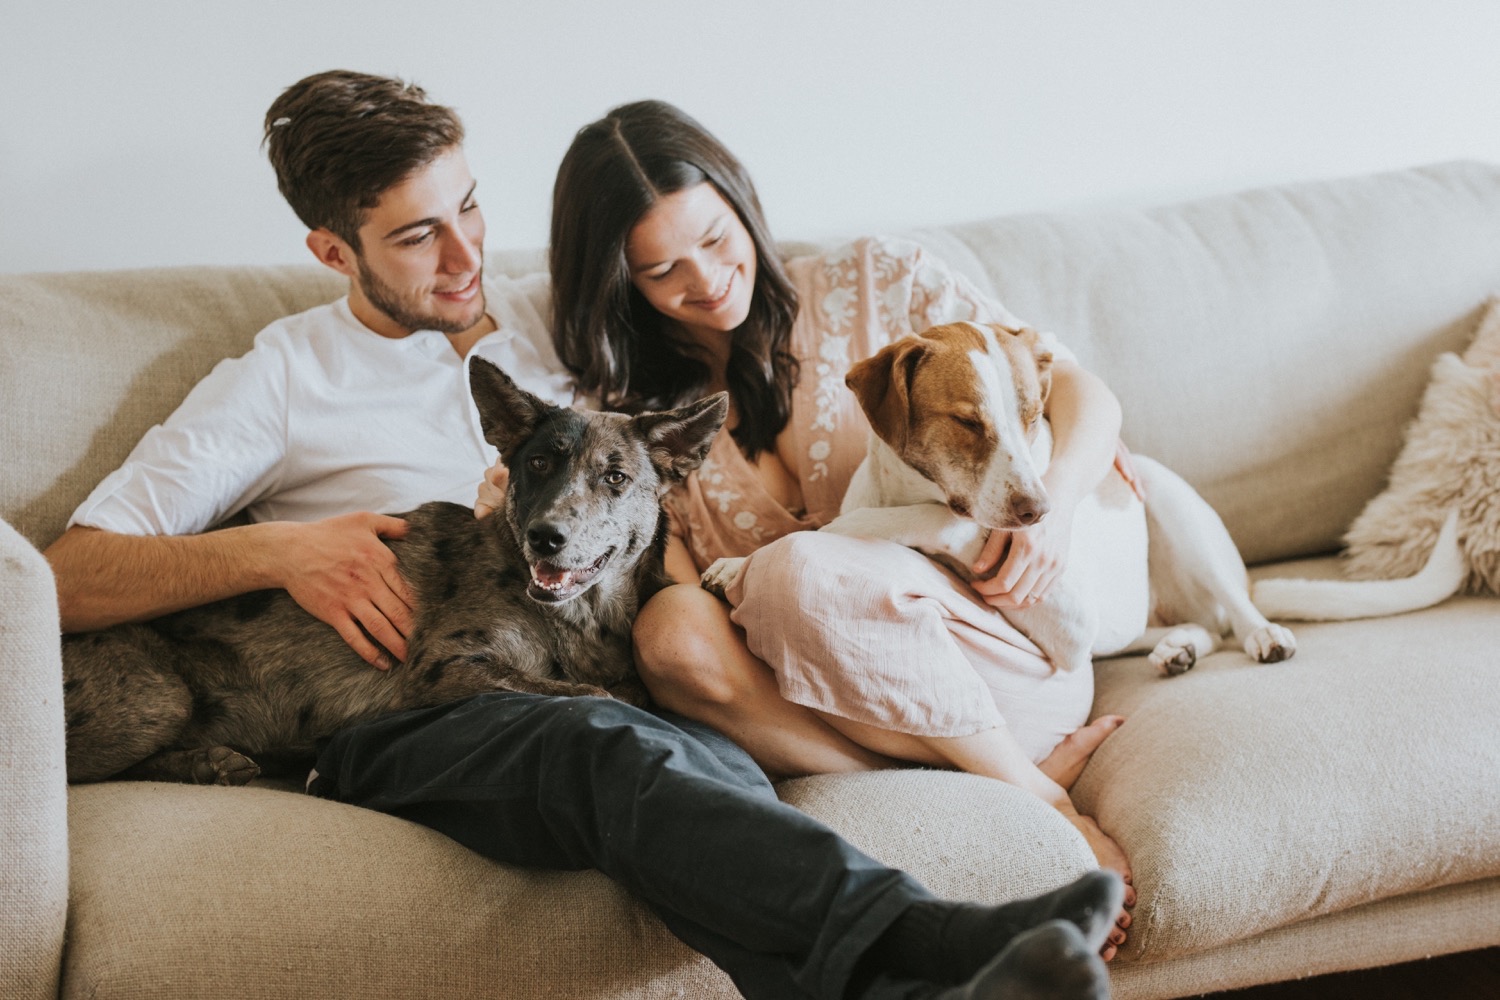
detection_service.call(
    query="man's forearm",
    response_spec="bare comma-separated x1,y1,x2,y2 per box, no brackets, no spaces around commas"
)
44,523,288,632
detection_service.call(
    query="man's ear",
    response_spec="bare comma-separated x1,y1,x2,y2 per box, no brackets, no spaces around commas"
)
634,392,729,489
469,357,556,459
845,338,924,453
306,228,359,279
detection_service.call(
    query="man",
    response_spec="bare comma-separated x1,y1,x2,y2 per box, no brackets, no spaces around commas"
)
44,70,1119,1000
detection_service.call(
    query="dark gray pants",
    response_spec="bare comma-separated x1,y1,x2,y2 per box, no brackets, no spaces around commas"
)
309,692,943,1000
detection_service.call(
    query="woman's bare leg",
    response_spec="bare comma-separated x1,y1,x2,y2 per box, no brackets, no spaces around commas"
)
810,710,1134,957
633,584,894,778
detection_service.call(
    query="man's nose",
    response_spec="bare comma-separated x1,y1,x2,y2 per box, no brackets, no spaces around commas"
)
441,227,482,273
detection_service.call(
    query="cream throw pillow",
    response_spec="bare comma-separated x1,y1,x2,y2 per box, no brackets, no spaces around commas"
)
1341,297,1500,594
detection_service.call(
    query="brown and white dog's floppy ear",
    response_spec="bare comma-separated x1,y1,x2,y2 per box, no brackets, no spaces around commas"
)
469,357,559,460
846,338,926,453
633,391,729,490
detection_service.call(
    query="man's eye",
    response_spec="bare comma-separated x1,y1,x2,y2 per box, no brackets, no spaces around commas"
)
528,455,550,473
401,231,433,247
603,470,628,487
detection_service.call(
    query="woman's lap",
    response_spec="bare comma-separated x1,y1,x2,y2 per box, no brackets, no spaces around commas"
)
723,531,1093,761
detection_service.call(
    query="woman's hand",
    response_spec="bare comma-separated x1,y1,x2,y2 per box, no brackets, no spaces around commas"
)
474,460,509,519
967,504,1075,609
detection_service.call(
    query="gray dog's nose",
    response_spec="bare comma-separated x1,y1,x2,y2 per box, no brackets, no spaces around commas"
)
527,524,567,556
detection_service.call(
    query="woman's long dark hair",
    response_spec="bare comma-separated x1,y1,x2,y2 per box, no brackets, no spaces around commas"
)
550,100,799,458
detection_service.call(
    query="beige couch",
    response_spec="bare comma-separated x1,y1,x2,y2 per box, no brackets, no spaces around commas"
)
5,162,1500,1000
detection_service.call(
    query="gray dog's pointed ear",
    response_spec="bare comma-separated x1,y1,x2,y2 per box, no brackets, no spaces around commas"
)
634,392,729,488
469,357,557,459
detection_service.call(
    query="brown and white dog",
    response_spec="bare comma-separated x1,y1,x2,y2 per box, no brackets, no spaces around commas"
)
703,321,1295,676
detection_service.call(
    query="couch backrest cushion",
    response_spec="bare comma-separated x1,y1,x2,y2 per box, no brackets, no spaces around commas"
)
6,168,1500,563
905,161,1500,563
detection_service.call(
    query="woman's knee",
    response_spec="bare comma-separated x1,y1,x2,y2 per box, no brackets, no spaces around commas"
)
633,584,748,706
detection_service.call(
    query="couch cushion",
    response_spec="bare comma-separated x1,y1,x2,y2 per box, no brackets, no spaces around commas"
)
1073,581,1500,964
63,770,1090,1000
908,161,1500,564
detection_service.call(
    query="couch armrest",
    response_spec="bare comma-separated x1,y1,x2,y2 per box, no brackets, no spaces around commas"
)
0,518,68,1000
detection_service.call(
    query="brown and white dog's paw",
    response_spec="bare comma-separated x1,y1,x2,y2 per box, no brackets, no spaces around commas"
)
1244,624,1296,663
1149,624,1216,677
700,556,747,599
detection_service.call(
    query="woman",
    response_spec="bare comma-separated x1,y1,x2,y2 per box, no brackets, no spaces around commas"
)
486,101,1134,890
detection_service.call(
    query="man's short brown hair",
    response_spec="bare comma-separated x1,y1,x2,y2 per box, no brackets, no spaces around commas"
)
264,70,464,249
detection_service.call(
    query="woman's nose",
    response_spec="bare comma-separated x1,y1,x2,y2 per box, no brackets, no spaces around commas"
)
682,257,714,296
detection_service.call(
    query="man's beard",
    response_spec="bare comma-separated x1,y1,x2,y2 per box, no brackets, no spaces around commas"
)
356,259,485,335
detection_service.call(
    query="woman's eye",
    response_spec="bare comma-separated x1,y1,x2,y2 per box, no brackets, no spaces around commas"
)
603,470,628,487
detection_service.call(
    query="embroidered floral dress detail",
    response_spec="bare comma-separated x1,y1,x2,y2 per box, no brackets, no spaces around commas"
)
665,236,1063,572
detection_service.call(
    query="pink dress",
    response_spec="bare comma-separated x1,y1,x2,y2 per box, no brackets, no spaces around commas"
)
664,237,1094,761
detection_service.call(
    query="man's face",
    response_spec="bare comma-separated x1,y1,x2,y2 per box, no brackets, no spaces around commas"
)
344,147,488,338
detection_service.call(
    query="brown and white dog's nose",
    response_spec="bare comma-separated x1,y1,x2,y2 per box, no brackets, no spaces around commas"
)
1009,495,1050,526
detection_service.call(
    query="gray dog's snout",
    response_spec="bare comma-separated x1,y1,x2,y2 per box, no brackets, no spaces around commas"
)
526,523,568,556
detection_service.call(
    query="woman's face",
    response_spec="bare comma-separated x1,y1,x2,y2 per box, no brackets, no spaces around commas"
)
625,182,758,349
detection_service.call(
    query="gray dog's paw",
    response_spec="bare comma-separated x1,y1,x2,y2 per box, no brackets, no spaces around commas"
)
188,746,261,786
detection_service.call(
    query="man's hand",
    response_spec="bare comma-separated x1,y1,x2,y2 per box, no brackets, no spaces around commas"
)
968,505,1074,610
474,460,509,519
278,513,416,669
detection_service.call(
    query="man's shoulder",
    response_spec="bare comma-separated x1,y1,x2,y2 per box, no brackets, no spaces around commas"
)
239,297,360,364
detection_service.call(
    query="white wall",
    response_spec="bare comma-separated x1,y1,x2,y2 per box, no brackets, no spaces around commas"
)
4,1,1500,274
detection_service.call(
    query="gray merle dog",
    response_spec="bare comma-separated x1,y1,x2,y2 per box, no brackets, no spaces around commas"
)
62,358,728,785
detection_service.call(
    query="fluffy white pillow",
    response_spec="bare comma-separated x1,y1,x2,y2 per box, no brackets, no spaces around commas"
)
1341,297,1500,594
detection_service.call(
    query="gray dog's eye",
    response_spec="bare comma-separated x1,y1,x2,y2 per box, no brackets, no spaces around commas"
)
602,470,628,487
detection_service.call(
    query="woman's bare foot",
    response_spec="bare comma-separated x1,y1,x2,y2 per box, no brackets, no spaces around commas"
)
1038,715,1124,790
1063,811,1134,958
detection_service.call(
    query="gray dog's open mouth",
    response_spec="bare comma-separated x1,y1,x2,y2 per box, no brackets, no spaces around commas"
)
527,548,615,603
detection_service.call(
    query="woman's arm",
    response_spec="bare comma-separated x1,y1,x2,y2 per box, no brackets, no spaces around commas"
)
969,359,1122,608
663,532,703,586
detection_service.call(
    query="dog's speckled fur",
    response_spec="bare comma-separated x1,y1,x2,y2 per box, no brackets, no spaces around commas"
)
61,359,727,784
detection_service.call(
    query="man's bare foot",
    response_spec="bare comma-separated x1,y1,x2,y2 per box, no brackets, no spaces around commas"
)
1038,715,1125,790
